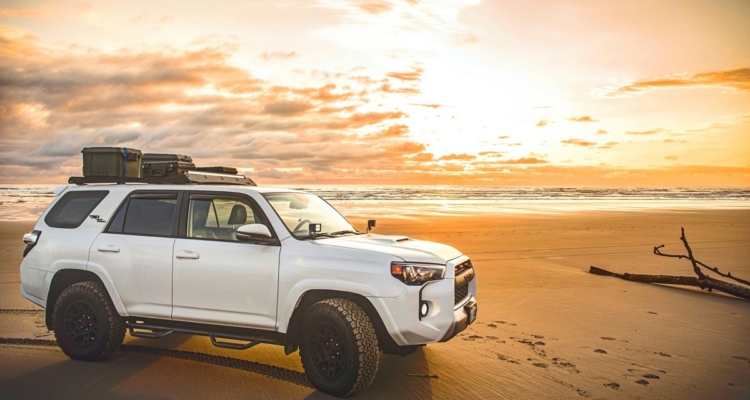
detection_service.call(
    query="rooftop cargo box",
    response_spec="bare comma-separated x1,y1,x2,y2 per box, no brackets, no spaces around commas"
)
195,166,238,175
142,153,193,163
81,147,142,178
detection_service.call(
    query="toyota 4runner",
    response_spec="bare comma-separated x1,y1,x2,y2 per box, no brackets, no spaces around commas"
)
20,177,477,396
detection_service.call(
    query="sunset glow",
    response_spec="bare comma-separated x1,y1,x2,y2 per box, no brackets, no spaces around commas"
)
0,0,748,185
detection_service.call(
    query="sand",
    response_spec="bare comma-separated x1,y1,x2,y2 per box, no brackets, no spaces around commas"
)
0,209,749,399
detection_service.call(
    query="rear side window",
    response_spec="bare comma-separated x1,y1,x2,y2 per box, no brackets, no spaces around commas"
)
45,191,109,229
107,193,178,237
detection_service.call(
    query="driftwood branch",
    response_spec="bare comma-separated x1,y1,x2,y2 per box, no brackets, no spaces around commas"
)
653,228,750,286
590,228,750,301
589,267,750,300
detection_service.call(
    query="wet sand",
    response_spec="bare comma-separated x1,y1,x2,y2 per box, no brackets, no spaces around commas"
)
1,209,749,399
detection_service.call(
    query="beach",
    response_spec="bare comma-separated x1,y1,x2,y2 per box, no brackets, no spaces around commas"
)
1,207,749,399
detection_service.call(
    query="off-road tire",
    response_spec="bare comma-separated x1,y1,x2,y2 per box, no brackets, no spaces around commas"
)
299,298,379,397
52,281,125,361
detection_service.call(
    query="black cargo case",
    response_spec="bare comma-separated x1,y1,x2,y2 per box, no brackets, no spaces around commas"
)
81,147,142,178
142,161,196,177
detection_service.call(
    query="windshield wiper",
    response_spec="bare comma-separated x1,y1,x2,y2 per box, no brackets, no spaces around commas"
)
328,230,361,236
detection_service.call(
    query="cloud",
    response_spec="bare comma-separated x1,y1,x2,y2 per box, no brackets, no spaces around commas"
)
263,101,313,116
598,68,750,97
665,155,678,160
386,67,424,81
260,51,298,60
409,103,442,108
536,119,550,127
601,170,647,179
497,157,549,164
596,129,608,134
568,116,597,122
497,135,509,139
561,138,596,147
437,153,476,161
357,2,393,14
597,141,618,149
626,128,663,135
0,30,439,182
408,152,434,162
0,7,46,17
370,124,409,139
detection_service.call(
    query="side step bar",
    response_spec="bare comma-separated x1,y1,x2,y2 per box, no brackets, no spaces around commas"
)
125,318,285,350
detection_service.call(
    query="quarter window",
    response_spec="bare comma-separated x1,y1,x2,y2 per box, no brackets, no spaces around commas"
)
45,191,109,229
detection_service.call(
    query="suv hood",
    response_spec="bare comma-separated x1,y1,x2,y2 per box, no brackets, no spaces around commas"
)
317,234,462,264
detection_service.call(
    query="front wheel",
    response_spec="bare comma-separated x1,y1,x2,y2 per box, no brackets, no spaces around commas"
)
52,281,125,361
299,298,379,397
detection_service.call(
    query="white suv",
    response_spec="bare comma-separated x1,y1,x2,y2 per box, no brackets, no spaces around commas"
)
20,182,477,396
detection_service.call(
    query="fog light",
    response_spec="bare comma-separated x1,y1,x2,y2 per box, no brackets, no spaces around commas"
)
420,302,429,318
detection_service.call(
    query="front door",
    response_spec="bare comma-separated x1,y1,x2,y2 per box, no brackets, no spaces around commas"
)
172,193,280,329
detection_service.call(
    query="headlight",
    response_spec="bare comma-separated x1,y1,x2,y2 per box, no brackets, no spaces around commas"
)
390,262,445,285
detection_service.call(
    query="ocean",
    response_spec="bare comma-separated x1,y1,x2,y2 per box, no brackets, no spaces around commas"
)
1,184,749,221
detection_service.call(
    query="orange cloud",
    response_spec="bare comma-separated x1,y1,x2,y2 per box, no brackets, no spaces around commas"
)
371,124,410,139
601,68,750,97
386,68,424,81
358,2,392,14
0,7,45,17
561,139,596,146
438,153,476,161
536,119,550,127
568,116,598,122
410,103,442,108
596,129,608,134
626,128,663,135
260,51,298,60
497,157,549,164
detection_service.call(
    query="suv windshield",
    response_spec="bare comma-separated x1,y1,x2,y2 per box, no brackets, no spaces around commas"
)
264,193,359,238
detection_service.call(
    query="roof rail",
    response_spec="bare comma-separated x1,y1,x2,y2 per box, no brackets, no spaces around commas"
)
69,171,257,186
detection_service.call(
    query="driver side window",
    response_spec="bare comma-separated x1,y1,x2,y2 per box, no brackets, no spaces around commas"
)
187,196,258,241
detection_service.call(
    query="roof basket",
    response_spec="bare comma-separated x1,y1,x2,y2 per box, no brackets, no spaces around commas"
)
69,170,257,186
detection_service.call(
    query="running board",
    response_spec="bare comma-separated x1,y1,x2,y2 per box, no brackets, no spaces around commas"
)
125,318,285,350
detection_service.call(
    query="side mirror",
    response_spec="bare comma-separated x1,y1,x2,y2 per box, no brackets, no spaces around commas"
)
366,219,376,234
236,224,275,244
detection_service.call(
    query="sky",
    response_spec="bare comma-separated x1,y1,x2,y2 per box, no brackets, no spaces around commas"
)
0,0,748,186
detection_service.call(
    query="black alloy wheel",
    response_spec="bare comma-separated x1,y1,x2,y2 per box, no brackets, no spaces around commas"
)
309,321,348,379
64,300,99,347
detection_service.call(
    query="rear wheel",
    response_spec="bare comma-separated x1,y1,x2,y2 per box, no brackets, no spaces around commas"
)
52,281,125,361
299,298,379,397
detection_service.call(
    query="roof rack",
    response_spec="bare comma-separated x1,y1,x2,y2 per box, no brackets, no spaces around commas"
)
69,170,257,186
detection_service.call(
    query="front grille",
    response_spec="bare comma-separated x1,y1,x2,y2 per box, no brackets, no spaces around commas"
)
454,259,474,305
454,283,469,305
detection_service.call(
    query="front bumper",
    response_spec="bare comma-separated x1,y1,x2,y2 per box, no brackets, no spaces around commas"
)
439,298,477,342
369,255,477,346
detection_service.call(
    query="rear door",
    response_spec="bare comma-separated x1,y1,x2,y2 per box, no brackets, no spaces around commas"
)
172,192,281,329
88,191,180,319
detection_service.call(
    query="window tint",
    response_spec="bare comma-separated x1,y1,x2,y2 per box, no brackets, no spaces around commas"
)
45,191,109,229
122,198,177,236
187,197,258,241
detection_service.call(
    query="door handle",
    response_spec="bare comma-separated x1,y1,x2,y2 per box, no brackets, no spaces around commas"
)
175,250,200,260
97,245,120,253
